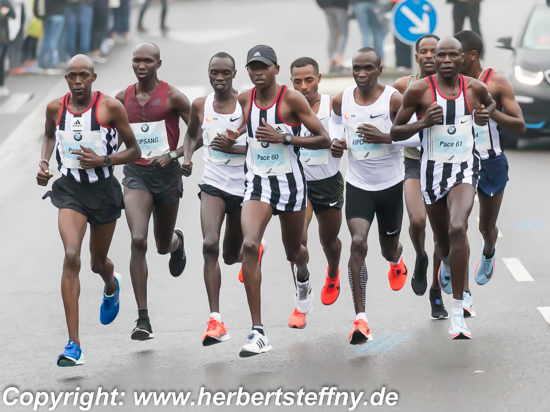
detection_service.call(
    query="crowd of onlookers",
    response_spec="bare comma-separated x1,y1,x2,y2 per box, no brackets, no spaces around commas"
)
315,0,483,73
0,0,170,96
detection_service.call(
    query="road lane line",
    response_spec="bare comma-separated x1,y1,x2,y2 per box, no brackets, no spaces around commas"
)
0,93,33,114
502,258,534,282
537,307,550,325
382,332,414,353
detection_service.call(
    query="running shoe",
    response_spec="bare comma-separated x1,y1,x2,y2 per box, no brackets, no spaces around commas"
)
288,308,307,329
100,273,121,325
463,291,476,318
475,246,496,286
131,317,155,341
349,319,373,345
321,267,340,305
169,229,187,277
202,317,231,346
294,272,313,314
57,340,85,367
238,239,267,283
438,261,453,294
411,254,429,296
429,287,449,320
449,308,472,340
388,257,408,291
239,330,272,357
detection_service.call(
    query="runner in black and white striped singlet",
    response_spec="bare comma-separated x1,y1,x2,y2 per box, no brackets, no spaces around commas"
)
455,30,526,288
391,37,496,341
236,45,330,358
37,55,141,367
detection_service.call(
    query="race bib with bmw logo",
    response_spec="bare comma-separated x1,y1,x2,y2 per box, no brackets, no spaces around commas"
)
130,120,170,159
428,115,474,163
58,130,103,169
299,127,329,166
473,124,492,152
203,128,245,166
346,120,389,161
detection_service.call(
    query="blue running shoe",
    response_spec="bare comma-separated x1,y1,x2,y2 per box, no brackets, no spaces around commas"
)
475,246,496,286
463,291,476,318
57,340,85,367
438,261,452,295
100,273,121,325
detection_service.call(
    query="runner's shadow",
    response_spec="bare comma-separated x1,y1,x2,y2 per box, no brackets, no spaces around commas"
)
57,376,84,384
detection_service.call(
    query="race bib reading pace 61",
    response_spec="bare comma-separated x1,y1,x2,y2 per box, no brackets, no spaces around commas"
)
428,116,474,163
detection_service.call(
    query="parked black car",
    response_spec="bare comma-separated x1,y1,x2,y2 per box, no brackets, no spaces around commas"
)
496,1,550,148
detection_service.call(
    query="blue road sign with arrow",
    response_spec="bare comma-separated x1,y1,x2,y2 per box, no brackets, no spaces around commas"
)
393,0,437,46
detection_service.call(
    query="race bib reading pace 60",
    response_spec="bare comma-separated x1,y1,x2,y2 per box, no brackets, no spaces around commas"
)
58,130,103,169
130,120,170,159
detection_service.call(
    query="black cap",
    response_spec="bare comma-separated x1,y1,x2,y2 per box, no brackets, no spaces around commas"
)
246,45,278,67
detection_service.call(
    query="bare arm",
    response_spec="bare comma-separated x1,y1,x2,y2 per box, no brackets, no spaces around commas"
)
106,98,141,165
168,87,191,125
115,90,125,106
492,74,526,135
177,98,204,176
36,100,61,186
392,76,410,95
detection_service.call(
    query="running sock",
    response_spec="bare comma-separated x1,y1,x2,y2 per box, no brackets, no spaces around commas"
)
252,326,265,336
390,259,400,266
138,308,149,320
348,265,368,309
210,312,222,322
355,312,368,323
294,266,309,284
452,299,463,309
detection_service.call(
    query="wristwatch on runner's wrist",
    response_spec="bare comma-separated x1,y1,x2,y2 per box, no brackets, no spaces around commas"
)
103,156,112,167
284,133,293,145
169,151,178,162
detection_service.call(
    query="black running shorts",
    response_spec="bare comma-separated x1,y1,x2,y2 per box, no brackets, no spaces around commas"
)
307,171,344,215
198,183,243,214
404,157,421,181
122,161,183,206
43,175,124,225
345,181,404,237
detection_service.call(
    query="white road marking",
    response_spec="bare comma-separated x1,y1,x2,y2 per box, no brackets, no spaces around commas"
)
177,86,206,103
0,93,33,114
502,258,534,282
164,28,255,45
475,217,503,237
537,307,550,325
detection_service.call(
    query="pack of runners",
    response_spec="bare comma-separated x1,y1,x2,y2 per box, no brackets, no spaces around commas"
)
36,31,525,366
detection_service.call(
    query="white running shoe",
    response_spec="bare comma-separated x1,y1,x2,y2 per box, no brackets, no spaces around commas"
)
475,245,496,286
239,330,273,357
463,291,476,318
294,268,313,314
449,308,472,340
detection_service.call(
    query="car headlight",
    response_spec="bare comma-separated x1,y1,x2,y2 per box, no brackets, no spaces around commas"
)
514,66,544,86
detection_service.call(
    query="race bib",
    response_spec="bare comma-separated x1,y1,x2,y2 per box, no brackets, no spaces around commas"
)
299,127,329,165
248,136,292,177
130,120,170,159
346,120,388,161
473,123,492,152
203,128,245,166
428,115,474,163
58,130,103,169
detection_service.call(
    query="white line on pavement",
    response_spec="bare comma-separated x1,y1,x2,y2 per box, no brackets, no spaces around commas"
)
537,307,550,325
502,258,534,282
0,93,33,114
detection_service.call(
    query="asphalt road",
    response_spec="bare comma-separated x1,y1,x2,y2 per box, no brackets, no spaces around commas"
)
1,1,549,411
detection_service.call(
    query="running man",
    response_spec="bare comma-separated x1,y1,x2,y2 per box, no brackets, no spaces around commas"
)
179,52,253,346
330,47,410,346
391,37,495,339
37,55,141,366
393,34,449,320
454,30,525,290
288,57,343,329
237,45,330,357
115,43,190,341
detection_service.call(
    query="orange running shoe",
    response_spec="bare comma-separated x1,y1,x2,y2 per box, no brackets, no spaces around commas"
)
202,317,230,346
238,239,267,283
388,257,408,291
288,307,307,329
349,319,373,345
321,266,340,305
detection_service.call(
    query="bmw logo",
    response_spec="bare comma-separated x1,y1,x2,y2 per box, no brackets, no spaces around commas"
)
448,126,457,135
141,124,149,133
261,142,269,148
74,132,82,141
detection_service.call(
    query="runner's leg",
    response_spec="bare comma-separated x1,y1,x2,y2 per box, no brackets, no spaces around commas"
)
290,199,313,287
404,178,427,258
280,209,308,281
348,218,371,314
89,221,118,295
317,207,342,279
222,203,243,266
478,190,503,258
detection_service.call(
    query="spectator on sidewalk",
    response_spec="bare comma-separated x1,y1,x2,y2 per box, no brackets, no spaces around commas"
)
351,0,386,61
21,0,42,68
390,0,411,69
138,0,169,34
35,0,66,69
449,0,482,39
65,0,93,57
89,0,108,63
316,0,349,73
112,0,130,43
8,0,28,73
0,0,16,95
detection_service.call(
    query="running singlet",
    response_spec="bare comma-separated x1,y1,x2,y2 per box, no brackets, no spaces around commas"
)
55,91,117,183
124,81,180,166
403,75,421,161
419,75,479,204
243,85,306,212
299,93,340,182
201,92,246,197
341,85,404,191
476,68,503,160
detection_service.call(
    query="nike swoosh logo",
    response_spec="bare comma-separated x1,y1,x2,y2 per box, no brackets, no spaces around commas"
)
329,202,338,207
370,114,383,119
461,120,468,124
230,117,240,122
319,117,327,121
386,229,399,235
